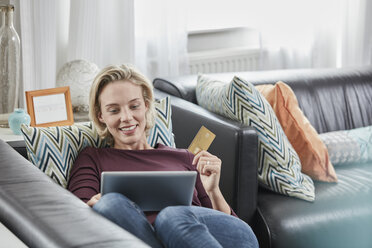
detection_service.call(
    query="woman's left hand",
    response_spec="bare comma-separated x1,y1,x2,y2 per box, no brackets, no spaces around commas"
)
192,150,221,193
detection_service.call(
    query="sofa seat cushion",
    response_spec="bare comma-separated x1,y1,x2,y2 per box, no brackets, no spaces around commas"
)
257,163,372,248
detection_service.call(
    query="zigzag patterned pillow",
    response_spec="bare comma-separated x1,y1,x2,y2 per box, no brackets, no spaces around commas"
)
196,75,315,201
148,96,175,147
21,122,106,188
21,96,174,188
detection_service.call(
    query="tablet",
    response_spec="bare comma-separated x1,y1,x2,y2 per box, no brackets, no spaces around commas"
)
100,171,197,211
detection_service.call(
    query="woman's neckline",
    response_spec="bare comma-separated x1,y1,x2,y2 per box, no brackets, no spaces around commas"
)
109,143,166,151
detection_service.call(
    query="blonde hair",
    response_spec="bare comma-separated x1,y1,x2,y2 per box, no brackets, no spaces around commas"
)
89,64,155,146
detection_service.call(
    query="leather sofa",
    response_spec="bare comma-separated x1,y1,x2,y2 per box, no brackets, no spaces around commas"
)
0,139,149,248
153,67,372,248
2,67,371,248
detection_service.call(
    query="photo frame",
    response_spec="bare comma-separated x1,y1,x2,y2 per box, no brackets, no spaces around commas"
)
25,86,74,127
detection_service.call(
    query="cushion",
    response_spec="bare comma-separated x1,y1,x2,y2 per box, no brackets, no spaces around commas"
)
196,75,315,201
320,125,372,165
255,82,337,182
21,96,174,188
148,96,175,147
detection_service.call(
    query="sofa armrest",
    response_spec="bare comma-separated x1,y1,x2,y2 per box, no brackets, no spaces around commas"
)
155,89,258,223
7,140,27,159
0,139,149,248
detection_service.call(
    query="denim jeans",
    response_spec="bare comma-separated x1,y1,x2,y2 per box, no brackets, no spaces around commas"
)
93,193,259,248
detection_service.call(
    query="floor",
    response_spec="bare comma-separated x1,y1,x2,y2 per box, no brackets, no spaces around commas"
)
0,222,28,248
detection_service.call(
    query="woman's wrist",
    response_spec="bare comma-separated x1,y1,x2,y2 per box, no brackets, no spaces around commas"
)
206,187,222,198
207,187,231,214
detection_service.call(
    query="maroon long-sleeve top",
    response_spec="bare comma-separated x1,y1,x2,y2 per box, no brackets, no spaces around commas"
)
67,144,237,223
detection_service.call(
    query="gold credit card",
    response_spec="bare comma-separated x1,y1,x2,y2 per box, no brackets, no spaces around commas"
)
188,126,216,155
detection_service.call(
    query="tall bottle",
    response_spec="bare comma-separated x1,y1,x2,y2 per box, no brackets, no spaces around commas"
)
0,5,20,114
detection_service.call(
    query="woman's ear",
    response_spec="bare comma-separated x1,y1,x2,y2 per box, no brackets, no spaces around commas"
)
98,111,105,124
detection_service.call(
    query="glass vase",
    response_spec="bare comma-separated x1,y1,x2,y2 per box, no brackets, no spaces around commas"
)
8,108,30,135
0,5,20,115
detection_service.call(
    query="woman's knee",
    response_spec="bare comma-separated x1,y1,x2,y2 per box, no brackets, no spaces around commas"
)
161,207,258,248
157,206,193,221
223,218,258,248
93,192,132,214
155,206,197,232
238,223,258,245
156,206,182,226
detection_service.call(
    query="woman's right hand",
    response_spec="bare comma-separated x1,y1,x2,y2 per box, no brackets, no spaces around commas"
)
87,193,101,207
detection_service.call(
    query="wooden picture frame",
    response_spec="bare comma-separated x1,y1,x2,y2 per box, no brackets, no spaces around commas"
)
25,86,74,127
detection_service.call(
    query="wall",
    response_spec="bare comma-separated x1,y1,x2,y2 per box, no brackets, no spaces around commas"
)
188,27,260,53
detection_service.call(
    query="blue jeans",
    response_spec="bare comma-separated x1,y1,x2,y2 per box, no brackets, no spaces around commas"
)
93,193,259,248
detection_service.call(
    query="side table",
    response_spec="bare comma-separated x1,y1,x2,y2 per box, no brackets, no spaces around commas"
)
0,112,89,143
0,127,23,142
0,128,27,158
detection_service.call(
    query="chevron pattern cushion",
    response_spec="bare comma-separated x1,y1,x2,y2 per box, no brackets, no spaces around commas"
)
21,97,174,188
148,96,175,147
196,75,315,201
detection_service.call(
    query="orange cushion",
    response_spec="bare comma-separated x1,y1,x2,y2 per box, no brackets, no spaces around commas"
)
256,82,337,182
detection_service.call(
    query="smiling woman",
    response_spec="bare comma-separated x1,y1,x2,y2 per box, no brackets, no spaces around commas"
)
67,64,259,248
89,64,156,148
97,81,152,150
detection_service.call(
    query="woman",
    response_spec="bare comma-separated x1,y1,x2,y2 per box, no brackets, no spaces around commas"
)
67,64,258,248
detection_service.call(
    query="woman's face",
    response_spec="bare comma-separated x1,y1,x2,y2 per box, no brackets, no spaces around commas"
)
98,80,149,150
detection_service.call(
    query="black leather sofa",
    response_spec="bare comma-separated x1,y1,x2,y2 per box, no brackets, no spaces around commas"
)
153,67,372,248
0,139,149,248
2,67,372,248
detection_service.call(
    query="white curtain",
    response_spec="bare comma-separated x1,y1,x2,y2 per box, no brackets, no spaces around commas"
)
18,0,57,92
67,0,135,69
17,0,189,106
256,0,372,69
338,0,372,67
16,0,371,103
134,0,189,80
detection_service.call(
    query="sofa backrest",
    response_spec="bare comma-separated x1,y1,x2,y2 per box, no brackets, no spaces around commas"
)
153,67,372,133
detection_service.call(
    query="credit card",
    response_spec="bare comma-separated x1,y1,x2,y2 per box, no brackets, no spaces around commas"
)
188,126,216,155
